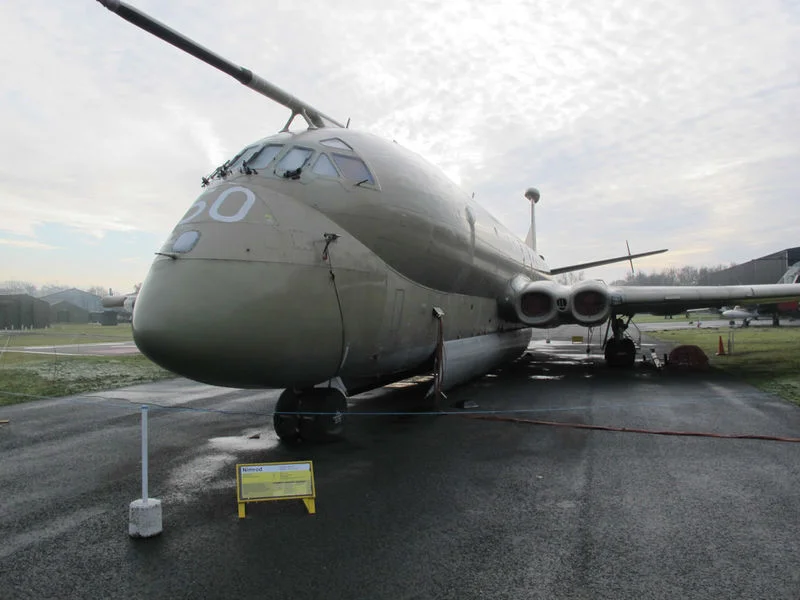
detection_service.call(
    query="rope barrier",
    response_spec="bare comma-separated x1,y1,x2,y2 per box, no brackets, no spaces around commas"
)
1,387,798,443
464,414,800,443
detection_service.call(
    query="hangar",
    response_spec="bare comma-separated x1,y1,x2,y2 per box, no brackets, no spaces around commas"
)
40,288,103,313
50,301,90,324
0,293,51,329
706,247,800,285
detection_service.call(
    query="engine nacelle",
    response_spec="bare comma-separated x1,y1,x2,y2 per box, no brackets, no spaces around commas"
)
516,280,571,327
499,277,611,327
569,280,611,326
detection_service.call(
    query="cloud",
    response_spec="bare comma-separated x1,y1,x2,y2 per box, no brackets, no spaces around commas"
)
0,0,799,287
0,239,57,250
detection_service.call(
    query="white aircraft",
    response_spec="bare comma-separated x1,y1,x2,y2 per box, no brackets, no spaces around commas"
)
721,306,760,326
722,262,800,326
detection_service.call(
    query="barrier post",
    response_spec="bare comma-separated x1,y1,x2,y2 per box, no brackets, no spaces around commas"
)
141,405,148,502
129,405,163,538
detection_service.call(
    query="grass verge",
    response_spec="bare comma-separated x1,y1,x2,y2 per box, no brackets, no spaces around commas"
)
647,326,800,406
1,323,133,348
0,353,175,406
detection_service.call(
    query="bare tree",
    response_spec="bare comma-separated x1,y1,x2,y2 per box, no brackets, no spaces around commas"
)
86,285,110,298
612,263,735,286
556,271,585,285
0,280,38,295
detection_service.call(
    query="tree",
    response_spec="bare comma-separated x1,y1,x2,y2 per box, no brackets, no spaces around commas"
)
39,284,70,297
0,280,37,295
556,271,585,285
87,285,110,298
611,263,736,286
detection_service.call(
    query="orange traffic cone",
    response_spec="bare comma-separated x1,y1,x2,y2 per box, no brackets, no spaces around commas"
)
716,335,726,356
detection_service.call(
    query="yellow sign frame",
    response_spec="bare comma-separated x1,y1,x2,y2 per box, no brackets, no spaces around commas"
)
235,461,316,517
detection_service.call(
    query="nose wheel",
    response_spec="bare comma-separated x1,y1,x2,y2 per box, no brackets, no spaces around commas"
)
273,387,348,444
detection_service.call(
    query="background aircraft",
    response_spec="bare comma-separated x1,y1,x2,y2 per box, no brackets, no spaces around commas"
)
721,262,800,326
97,1,800,444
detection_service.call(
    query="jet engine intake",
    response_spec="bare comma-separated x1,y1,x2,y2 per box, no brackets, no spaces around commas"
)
569,281,610,325
516,280,569,326
499,277,611,328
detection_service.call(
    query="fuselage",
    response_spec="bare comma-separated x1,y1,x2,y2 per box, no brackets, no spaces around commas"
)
132,128,548,392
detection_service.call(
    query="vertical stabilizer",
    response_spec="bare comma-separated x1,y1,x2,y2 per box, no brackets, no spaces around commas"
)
524,188,540,252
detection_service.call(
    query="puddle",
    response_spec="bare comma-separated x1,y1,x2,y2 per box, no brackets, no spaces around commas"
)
209,428,280,452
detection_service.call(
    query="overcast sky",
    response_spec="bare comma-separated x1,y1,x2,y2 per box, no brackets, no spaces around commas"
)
1,0,798,292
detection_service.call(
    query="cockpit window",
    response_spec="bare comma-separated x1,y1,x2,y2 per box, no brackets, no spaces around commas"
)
277,147,314,173
312,154,339,177
320,138,352,150
332,153,374,184
247,144,283,169
228,145,260,170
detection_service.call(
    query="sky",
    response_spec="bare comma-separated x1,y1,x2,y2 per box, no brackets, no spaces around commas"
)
1,0,798,292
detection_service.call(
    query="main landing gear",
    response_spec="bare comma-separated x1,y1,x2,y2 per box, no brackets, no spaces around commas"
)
273,387,348,444
604,316,637,368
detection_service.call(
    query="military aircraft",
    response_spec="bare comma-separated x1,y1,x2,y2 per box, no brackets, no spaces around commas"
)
721,262,800,326
97,1,800,443
101,291,136,313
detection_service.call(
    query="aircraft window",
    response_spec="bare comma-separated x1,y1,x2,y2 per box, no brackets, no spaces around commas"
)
171,230,200,253
277,147,314,173
228,145,260,170
332,153,374,184
247,144,283,169
312,154,339,177
320,138,352,150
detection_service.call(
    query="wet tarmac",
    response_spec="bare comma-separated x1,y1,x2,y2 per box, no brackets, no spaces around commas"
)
1,330,799,599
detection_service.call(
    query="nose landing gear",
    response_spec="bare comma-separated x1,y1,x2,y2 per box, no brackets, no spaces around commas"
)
274,387,348,444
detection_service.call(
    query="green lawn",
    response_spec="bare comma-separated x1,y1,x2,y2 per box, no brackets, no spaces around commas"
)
0,324,174,406
647,327,800,406
1,323,134,347
0,354,174,406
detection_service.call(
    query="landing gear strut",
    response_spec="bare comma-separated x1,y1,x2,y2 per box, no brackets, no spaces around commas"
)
604,316,637,368
273,387,347,444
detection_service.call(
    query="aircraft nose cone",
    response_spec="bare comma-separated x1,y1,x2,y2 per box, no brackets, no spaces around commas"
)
132,258,344,388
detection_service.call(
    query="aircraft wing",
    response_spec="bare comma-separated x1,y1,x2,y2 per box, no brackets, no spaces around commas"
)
607,284,800,316
550,248,668,275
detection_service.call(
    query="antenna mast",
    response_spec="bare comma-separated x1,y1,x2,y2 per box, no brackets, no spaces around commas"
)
524,187,540,252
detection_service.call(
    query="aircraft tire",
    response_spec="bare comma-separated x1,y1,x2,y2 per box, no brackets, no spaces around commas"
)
274,389,302,444
298,388,347,443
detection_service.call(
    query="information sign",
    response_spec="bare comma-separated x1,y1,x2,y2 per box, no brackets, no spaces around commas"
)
235,461,316,517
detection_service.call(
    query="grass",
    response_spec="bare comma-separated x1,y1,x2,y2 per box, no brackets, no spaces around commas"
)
0,324,174,406
647,326,800,406
0,354,174,406
0,323,133,348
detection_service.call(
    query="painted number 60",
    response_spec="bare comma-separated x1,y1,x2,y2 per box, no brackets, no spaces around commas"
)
178,186,256,225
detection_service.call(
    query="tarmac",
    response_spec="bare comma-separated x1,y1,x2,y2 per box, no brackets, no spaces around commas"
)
1,328,799,599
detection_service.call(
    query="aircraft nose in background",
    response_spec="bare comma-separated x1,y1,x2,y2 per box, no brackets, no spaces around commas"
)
132,256,345,389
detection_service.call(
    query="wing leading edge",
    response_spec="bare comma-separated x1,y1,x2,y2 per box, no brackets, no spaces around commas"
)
607,283,800,316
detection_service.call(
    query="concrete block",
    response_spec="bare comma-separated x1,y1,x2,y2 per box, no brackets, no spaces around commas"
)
129,498,163,538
